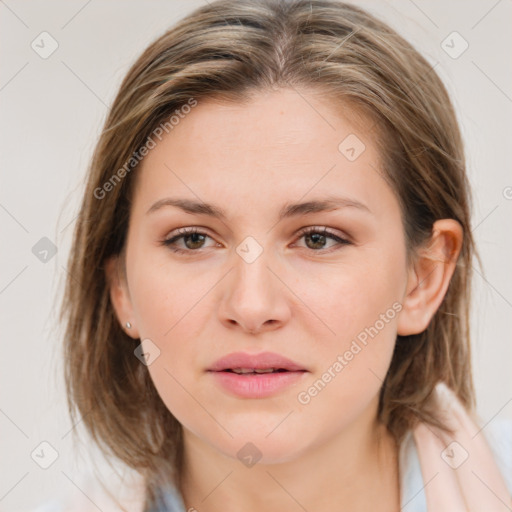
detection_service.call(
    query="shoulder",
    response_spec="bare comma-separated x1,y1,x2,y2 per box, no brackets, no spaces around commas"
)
483,416,512,493
400,418,512,512
406,382,512,510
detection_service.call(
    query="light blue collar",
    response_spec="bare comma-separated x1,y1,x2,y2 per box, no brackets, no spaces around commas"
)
399,429,428,512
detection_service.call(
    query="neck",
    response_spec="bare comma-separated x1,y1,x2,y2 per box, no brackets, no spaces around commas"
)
179,401,400,512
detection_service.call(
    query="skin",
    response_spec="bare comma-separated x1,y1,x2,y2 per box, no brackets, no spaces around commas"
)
106,87,463,511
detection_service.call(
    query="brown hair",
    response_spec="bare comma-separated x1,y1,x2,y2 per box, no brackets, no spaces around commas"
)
59,0,477,508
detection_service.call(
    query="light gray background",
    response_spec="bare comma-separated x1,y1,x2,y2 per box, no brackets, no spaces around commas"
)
1,0,511,510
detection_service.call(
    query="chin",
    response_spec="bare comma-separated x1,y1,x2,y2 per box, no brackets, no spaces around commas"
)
219,434,308,466
197,417,312,466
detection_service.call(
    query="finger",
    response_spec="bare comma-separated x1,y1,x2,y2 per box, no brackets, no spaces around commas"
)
413,421,468,512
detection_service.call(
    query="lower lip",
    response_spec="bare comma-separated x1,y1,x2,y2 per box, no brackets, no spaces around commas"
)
208,370,307,398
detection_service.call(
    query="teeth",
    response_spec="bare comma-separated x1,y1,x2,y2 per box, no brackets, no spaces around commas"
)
230,367,279,374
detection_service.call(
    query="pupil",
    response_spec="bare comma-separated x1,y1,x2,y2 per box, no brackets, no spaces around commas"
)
185,233,205,249
307,233,325,249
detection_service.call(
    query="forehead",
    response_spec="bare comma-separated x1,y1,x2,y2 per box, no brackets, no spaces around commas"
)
132,88,394,220
150,88,374,159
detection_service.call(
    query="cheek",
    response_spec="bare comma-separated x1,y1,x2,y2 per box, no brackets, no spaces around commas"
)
127,252,216,426
288,246,405,410
131,270,212,378
290,248,405,345
292,267,401,438
129,246,211,339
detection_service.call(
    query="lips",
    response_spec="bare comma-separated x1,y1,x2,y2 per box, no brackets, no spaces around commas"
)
208,351,307,373
207,352,308,398
226,368,287,374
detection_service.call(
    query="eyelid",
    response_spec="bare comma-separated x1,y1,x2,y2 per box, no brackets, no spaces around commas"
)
295,225,352,242
163,226,216,245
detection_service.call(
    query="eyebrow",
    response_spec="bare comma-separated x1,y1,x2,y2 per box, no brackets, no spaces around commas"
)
146,195,372,220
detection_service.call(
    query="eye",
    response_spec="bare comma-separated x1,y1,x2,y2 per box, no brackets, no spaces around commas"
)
294,226,352,252
162,227,218,254
161,226,352,255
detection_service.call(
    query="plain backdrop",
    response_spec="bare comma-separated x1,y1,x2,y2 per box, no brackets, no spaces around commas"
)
1,0,511,510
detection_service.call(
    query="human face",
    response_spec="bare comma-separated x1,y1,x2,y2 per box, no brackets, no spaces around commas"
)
120,88,409,463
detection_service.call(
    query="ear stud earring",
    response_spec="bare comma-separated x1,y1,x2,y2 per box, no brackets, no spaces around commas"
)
126,321,132,329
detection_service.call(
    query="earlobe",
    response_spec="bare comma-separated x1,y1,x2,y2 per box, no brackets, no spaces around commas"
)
397,219,463,336
104,255,139,338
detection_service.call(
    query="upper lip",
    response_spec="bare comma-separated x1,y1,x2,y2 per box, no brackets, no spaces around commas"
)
208,351,307,372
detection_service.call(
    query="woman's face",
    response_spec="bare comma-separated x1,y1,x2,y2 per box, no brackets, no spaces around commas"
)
117,88,410,463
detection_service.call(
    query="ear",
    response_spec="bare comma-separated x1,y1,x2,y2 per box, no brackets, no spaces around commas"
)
104,255,140,339
397,219,463,336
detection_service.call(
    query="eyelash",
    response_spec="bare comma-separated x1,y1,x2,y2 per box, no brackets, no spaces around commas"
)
161,226,352,255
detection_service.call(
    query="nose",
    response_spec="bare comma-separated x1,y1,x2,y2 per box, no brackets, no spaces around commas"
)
218,247,291,335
